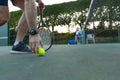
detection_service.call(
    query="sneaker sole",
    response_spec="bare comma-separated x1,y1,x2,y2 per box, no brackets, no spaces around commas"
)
10,50,33,54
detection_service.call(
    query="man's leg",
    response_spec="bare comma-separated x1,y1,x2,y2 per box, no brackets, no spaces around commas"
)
11,0,39,53
13,0,42,43
11,0,28,44
0,6,9,26
15,12,28,43
14,0,37,41
11,0,43,54
10,0,32,53
24,0,37,29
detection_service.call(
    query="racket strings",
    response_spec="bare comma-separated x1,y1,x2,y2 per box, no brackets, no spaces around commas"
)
39,27,52,50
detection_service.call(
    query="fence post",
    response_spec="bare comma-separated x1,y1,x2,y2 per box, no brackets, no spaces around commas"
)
82,25,86,44
118,27,120,42
0,23,8,46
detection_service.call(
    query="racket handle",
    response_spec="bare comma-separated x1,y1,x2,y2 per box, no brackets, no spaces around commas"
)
39,3,44,13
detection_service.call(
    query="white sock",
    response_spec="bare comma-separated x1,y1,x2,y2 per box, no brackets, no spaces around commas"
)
14,41,20,46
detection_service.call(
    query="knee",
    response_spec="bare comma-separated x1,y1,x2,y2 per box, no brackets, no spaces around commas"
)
0,6,9,26
0,17,9,26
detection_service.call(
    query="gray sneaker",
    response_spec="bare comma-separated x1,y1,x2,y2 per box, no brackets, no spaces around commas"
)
10,42,33,54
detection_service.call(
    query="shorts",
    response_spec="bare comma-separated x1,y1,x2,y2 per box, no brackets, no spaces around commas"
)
0,0,8,6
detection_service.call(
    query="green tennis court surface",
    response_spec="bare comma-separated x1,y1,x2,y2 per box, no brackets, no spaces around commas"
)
0,44,120,80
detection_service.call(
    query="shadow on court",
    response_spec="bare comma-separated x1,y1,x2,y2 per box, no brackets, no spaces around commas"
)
0,44,120,80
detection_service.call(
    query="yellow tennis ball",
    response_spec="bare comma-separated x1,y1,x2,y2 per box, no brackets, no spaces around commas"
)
38,48,45,56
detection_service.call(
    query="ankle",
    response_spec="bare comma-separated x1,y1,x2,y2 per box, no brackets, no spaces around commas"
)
14,41,21,46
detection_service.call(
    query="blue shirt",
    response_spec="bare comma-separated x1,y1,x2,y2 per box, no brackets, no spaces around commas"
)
76,30,82,38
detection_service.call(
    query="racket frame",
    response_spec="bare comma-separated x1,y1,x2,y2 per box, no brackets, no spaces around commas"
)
37,6,53,51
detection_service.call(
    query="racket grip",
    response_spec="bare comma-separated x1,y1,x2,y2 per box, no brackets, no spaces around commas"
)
39,3,44,12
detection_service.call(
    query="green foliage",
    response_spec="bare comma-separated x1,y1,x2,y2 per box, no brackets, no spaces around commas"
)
88,0,120,29
53,32,75,44
44,1,90,16
9,10,22,29
96,29,118,37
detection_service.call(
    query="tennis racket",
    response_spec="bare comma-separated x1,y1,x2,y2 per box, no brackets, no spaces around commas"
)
37,3,53,51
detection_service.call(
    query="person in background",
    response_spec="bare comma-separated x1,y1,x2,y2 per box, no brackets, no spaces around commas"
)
0,0,44,54
75,27,82,44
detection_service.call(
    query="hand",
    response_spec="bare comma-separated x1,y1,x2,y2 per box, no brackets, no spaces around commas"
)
38,1,45,13
39,2,45,9
36,0,45,9
29,34,43,53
